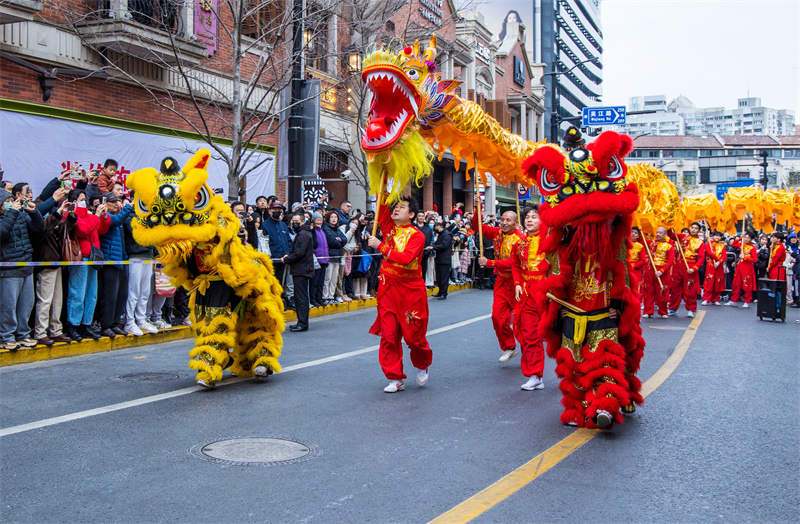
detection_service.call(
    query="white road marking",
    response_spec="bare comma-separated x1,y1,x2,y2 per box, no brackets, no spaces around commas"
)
0,314,491,438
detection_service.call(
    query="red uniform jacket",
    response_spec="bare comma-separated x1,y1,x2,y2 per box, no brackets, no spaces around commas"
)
511,232,549,306
374,203,425,282
471,214,524,281
647,239,674,273
768,243,786,279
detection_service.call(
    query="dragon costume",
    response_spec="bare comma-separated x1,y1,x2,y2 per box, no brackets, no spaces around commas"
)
521,131,645,429
127,150,284,388
360,36,544,202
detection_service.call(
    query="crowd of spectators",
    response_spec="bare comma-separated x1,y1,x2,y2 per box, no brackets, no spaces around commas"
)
2,159,797,347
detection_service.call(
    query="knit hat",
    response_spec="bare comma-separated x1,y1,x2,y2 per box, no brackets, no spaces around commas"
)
291,202,303,212
0,188,12,204
311,212,323,221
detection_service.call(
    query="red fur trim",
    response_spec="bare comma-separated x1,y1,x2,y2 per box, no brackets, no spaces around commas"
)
586,131,634,166
539,186,640,230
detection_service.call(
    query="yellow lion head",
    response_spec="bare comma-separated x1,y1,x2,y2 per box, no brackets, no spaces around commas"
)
127,149,238,260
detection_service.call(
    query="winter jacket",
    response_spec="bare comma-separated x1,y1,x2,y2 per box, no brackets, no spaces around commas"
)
97,173,114,194
334,208,350,226
0,206,45,278
75,179,102,205
322,222,347,262
283,224,315,277
313,227,330,265
35,177,63,217
72,206,110,259
262,216,292,259
33,210,77,262
124,215,154,259
340,224,358,253
431,229,453,265
99,204,135,266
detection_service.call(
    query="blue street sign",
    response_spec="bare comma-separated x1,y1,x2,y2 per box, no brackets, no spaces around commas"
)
582,106,626,126
716,179,756,200
517,184,531,201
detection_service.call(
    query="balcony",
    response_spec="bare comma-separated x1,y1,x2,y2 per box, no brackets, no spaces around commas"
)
0,0,43,24
76,0,207,65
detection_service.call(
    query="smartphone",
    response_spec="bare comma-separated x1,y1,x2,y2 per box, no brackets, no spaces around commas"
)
67,203,76,212
101,197,107,205
20,200,28,207
61,180,70,189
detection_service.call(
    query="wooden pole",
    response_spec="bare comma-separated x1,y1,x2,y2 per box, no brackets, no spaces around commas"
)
372,169,386,237
546,292,586,313
474,153,484,255
671,227,691,271
514,175,521,219
637,219,664,289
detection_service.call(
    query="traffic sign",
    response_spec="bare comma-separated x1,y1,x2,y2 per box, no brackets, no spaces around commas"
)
582,106,626,126
517,184,530,201
716,179,756,200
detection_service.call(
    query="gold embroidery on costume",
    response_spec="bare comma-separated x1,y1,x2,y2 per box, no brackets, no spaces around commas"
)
571,257,603,303
653,241,671,266
561,327,619,362
194,304,232,323
392,226,413,252
498,234,519,260
526,236,545,269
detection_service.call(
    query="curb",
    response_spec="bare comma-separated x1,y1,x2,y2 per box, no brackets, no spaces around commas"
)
0,282,474,367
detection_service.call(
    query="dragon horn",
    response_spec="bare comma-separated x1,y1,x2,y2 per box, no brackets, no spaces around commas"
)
412,39,420,56
423,35,437,62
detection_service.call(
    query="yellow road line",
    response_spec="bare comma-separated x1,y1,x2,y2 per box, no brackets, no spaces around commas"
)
427,310,706,524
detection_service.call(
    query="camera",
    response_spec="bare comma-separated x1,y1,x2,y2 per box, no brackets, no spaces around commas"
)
340,169,353,180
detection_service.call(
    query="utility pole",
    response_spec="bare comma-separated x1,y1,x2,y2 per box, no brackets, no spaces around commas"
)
287,0,305,206
759,150,769,190
549,61,559,143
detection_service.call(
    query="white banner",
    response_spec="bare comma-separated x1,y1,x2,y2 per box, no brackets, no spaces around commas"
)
0,111,275,205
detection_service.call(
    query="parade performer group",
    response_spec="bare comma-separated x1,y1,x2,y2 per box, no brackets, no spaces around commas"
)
668,223,703,318
642,227,674,319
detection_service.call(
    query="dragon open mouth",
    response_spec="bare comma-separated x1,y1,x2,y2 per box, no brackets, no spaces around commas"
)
361,68,420,151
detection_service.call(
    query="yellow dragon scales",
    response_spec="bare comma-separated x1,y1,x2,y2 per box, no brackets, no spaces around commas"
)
361,35,546,201
127,150,284,389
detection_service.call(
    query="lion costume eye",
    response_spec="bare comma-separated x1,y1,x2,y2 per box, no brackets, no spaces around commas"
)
605,157,624,180
193,186,211,211
540,168,561,194
136,198,149,214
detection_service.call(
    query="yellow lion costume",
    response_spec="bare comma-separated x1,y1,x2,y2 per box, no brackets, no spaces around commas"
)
127,149,284,388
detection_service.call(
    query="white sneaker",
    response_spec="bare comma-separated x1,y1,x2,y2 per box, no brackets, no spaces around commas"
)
498,349,519,363
416,369,429,387
713,301,722,306
384,380,404,393
742,303,750,309
125,323,144,336
182,317,192,326
660,314,668,319
595,410,613,429
687,311,695,318
521,376,544,391
701,300,708,306
335,297,344,304
197,379,215,389
642,314,651,319
254,365,269,377
152,319,171,329
725,301,736,307
138,321,158,334
667,310,677,316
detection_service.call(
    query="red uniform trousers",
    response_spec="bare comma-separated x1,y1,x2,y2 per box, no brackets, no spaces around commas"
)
369,277,432,380
514,295,544,377
702,264,725,303
643,266,671,316
491,276,517,352
668,262,699,313
731,264,755,303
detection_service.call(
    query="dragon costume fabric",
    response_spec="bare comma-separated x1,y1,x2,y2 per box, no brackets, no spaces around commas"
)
127,150,284,388
522,131,645,429
360,36,545,203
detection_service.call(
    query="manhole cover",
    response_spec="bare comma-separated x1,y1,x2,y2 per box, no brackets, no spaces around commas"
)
113,372,182,383
189,437,321,466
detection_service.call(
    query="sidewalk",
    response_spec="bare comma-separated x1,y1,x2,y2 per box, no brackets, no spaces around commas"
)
0,283,474,367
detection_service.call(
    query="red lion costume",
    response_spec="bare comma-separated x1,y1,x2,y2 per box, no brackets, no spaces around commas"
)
521,131,645,429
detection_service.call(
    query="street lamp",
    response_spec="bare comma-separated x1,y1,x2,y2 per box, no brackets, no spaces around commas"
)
544,56,600,143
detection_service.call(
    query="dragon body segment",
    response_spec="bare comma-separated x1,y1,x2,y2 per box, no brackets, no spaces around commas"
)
127,150,284,387
361,36,544,202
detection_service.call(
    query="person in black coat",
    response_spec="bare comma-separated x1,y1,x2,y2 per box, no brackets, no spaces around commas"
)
429,222,453,300
414,211,434,282
282,213,315,332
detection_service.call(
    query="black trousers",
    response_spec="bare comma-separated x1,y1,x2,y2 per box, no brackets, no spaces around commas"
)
311,264,326,303
99,266,129,329
272,261,287,289
435,262,451,297
292,274,310,328
421,255,429,283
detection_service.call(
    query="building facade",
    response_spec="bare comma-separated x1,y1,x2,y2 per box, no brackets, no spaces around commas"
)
616,95,796,137
535,0,603,141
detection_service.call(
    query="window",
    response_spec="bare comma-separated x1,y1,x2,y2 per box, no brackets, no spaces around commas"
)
664,171,677,184
737,171,750,179
683,171,697,186
727,149,754,156
764,149,781,158
242,0,283,42
784,150,800,158
304,4,329,72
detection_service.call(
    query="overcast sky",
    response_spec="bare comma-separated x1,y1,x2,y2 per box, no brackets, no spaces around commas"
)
601,0,800,114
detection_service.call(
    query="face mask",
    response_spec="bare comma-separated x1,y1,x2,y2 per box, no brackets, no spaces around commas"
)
428,223,434,229
3,202,12,211
76,201,86,208
292,222,302,230
271,211,281,219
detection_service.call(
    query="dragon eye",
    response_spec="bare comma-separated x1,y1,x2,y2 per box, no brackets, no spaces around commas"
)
193,186,210,211
539,168,561,194
136,198,149,214
406,69,420,81
605,157,624,180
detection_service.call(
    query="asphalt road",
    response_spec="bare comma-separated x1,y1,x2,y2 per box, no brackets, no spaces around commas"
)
1,290,797,524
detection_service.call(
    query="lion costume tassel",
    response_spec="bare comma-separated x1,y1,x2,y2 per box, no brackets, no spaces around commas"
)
522,131,645,429
127,150,284,388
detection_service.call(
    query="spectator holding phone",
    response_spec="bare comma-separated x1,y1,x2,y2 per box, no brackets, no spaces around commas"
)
0,187,44,350
98,193,134,338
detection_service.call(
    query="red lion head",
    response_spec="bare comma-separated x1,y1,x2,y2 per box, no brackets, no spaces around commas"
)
522,131,640,229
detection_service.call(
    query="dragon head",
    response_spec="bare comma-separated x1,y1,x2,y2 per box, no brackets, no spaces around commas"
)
127,149,238,259
361,35,461,157
522,131,640,228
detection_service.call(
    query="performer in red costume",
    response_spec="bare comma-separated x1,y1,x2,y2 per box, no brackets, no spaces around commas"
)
473,204,525,363
642,227,674,319
522,130,646,430
628,227,646,295
668,222,704,318
511,205,549,391
701,230,727,305
367,195,432,393
726,231,757,308
768,232,787,280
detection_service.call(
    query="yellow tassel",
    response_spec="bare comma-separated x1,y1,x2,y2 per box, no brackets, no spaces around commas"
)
368,131,434,204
